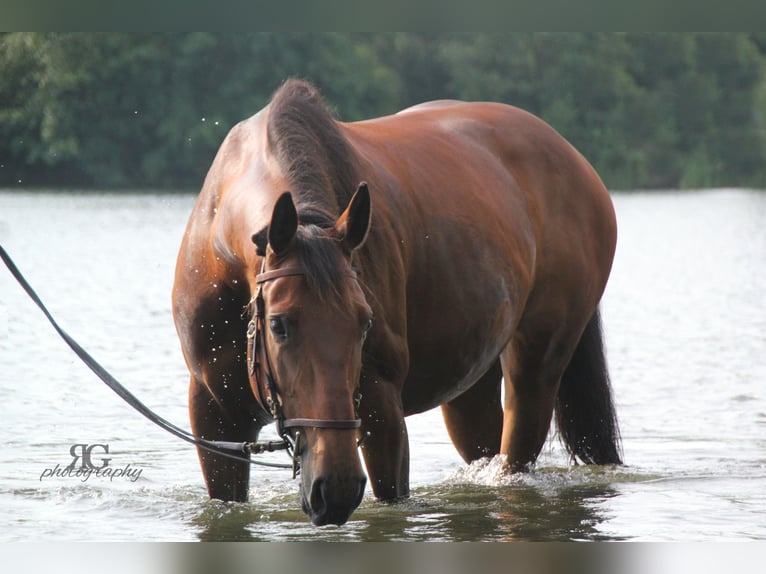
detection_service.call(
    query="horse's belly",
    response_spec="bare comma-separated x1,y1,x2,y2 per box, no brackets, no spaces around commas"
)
400,309,512,415
401,352,501,415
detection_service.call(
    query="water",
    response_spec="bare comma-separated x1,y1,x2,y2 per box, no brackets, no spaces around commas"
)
1,189,765,541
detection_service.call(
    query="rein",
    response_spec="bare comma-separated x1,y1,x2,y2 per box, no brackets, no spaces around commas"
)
247,261,365,477
0,245,293,471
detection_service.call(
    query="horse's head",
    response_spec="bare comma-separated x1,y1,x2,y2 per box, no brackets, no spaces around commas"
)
250,183,372,526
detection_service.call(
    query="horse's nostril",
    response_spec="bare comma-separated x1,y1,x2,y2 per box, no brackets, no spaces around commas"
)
306,476,366,526
310,478,328,516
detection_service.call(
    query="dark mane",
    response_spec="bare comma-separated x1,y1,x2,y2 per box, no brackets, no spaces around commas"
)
262,79,360,304
267,79,357,218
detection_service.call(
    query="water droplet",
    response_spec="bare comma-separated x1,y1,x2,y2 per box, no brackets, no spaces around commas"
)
201,117,206,122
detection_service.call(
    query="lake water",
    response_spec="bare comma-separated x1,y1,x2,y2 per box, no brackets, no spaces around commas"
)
1,188,765,542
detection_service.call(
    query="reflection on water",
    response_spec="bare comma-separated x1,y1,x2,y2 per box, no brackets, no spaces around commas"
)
2,189,766,541
188,458,632,542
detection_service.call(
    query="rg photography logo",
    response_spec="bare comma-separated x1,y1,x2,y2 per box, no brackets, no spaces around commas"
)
40,443,144,483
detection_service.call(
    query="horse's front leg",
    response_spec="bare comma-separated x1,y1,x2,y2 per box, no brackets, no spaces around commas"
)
357,369,409,501
189,376,261,502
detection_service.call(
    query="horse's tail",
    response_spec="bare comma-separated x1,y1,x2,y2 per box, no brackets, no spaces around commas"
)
555,307,622,464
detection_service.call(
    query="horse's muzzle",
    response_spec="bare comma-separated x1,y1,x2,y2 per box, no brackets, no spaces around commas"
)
301,475,367,526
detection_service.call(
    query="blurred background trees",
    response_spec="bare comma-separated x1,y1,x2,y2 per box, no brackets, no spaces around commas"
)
1,33,765,190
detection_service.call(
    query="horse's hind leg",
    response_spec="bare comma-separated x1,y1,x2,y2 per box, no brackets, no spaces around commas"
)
499,333,572,471
440,361,503,463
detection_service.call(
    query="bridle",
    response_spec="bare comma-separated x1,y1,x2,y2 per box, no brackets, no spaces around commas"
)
246,259,365,477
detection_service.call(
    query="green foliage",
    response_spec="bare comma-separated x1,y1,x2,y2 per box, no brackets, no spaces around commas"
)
1,33,765,190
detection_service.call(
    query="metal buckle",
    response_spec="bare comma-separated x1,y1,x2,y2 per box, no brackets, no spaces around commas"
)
357,431,371,448
265,396,278,417
289,431,301,478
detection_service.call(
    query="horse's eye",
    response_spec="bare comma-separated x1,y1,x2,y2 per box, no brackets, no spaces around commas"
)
269,317,289,341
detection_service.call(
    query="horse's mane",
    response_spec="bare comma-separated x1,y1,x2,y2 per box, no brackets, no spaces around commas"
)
267,79,357,220
262,79,360,304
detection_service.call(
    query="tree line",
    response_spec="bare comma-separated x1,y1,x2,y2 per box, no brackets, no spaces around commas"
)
1,33,765,191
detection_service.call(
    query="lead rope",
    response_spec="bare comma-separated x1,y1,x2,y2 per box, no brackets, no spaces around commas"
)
0,244,293,470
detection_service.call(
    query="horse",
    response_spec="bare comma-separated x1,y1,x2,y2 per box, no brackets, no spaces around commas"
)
172,79,621,526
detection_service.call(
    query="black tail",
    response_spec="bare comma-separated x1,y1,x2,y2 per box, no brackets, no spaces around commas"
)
555,307,622,464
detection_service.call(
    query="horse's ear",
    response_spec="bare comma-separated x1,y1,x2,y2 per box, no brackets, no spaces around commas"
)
335,182,371,252
267,192,298,256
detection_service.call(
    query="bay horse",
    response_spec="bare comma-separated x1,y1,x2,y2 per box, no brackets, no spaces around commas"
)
172,79,621,526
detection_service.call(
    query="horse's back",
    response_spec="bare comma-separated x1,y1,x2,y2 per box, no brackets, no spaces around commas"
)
349,100,611,222
346,99,615,296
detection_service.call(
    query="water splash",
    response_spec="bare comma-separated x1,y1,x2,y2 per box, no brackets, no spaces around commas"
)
449,455,519,486
447,454,651,492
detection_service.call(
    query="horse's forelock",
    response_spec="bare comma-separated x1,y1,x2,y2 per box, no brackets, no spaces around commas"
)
293,224,350,306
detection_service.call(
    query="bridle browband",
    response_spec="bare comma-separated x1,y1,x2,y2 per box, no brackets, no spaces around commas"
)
246,259,365,476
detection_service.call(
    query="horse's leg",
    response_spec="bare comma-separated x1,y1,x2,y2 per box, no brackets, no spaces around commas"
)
498,333,572,471
175,277,262,502
440,361,503,463
358,370,409,501
189,376,258,501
